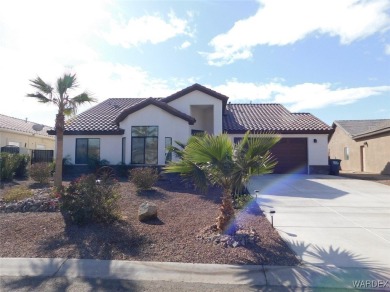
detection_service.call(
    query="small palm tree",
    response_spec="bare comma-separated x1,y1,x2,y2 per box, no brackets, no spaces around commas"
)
27,73,96,187
164,131,280,234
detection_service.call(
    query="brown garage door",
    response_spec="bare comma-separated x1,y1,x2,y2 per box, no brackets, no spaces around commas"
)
271,138,308,174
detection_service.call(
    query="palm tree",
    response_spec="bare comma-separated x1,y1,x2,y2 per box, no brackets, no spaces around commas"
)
27,73,96,188
164,131,280,234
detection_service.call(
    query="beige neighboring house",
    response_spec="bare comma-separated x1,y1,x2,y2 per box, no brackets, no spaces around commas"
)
328,119,390,175
0,114,54,154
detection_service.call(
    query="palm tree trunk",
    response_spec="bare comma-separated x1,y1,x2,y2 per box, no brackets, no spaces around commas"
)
54,113,64,188
216,188,236,235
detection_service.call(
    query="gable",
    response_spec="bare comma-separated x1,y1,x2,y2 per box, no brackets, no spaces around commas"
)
163,83,229,110
114,98,196,125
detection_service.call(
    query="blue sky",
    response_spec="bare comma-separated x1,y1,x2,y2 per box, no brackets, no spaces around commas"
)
0,0,389,127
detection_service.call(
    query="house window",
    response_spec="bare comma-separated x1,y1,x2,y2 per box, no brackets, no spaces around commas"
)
191,129,205,136
7,141,20,147
344,147,349,160
122,137,126,164
75,138,100,164
165,137,172,163
131,126,158,164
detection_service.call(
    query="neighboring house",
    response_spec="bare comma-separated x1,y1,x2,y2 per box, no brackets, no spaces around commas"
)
52,84,332,174
0,114,55,153
329,120,390,175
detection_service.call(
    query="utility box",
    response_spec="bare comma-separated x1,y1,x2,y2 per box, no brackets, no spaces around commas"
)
329,159,341,175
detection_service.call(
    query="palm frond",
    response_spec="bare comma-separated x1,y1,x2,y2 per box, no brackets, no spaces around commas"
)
26,93,51,103
56,73,78,96
71,92,96,105
63,108,74,116
28,76,53,94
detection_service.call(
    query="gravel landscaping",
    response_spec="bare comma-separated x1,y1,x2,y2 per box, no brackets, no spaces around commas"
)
0,175,299,266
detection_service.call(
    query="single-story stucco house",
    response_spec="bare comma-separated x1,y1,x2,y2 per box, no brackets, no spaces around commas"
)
0,113,54,153
328,119,390,174
50,84,333,174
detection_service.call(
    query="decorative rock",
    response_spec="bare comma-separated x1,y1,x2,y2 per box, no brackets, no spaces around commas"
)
138,201,158,221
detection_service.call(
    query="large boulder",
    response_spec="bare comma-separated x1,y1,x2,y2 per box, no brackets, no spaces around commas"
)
138,201,158,221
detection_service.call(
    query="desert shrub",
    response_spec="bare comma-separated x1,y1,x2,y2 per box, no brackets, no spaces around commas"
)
233,193,253,209
88,155,109,171
13,154,30,179
60,174,120,224
0,153,17,181
3,185,33,202
0,153,30,181
129,167,159,191
30,163,51,184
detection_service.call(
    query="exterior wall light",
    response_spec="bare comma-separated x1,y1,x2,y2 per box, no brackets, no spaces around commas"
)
313,139,317,143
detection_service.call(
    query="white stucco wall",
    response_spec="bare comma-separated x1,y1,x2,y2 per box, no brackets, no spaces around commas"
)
64,105,192,165
63,135,123,165
228,133,329,166
119,104,191,165
167,90,223,134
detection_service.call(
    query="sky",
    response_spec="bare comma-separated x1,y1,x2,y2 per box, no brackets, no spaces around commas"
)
0,0,389,127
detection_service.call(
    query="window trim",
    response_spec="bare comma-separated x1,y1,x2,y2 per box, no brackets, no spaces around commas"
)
122,137,126,164
344,147,349,160
75,138,100,165
131,126,159,165
165,137,172,164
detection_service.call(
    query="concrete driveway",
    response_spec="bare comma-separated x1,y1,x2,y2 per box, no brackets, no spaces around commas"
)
248,174,390,272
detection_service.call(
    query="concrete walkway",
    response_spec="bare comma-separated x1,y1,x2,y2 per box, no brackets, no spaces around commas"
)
248,174,390,286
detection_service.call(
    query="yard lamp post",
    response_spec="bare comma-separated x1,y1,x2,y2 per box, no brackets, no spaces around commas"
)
270,210,276,228
254,190,259,199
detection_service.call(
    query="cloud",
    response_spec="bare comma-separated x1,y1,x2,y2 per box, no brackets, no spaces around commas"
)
386,44,390,55
205,0,390,65
0,1,191,125
211,80,390,112
103,11,193,48
179,41,192,49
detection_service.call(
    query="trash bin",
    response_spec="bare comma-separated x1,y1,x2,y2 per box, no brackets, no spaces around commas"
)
329,159,341,175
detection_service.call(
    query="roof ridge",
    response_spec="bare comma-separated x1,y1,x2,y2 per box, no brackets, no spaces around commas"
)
0,113,52,127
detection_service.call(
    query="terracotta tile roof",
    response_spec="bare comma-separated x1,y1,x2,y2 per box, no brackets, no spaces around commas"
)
59,85,331,135
334,119,390,139
61,98,146,135
223,104,332,134
0,113,54,137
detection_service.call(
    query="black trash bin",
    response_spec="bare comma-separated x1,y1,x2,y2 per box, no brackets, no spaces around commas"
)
329,159,341,175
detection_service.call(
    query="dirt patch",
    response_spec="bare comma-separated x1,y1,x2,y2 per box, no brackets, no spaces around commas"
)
339,172,390,187
0,176,299,266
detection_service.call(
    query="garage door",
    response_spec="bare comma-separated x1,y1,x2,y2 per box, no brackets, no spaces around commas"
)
271,138,308,174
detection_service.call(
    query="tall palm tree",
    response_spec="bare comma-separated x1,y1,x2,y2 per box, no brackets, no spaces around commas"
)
27,73,96,187
164,131,280,234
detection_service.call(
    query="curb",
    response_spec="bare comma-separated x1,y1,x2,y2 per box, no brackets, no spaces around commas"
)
1,258,390,290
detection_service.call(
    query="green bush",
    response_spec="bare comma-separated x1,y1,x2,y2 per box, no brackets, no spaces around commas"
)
14,154,30,179
0,153,17,181
60,174,120,224
0,153,30,181
233,193,254,209
129,167,159,191
3,185,33,202
30,163,51,184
